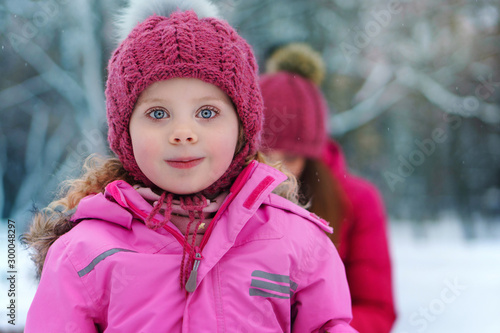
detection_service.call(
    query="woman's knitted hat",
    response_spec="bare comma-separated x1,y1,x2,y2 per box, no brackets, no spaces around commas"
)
106,0,263,195
259,43,328,158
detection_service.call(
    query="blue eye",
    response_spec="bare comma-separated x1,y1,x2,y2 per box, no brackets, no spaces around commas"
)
198,108,217,119
148,109,168,119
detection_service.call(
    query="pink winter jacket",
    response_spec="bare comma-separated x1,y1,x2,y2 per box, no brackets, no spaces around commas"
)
26,161,357,332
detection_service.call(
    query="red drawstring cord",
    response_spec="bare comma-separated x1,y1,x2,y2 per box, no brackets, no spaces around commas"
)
144,191,208,290
179,195,208,289
144,192,174,229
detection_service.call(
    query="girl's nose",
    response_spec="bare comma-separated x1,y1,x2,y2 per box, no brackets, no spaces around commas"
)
169,127,198,144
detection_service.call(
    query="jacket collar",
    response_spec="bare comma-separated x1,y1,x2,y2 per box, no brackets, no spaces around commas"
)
321,140,348,179
71,161,287,230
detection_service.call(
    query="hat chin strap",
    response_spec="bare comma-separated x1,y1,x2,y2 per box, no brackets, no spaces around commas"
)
145,191,208,290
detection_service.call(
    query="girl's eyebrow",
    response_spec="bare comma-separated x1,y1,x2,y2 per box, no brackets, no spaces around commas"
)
193,95,232,105
135,97,165,107
136,95,231,107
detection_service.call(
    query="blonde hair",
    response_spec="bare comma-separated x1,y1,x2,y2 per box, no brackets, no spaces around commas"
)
23,152,299,278
250,151,300,205
22,156,136,278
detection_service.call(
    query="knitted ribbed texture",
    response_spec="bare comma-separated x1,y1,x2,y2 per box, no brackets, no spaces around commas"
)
106,11,263,196
259,72,328,158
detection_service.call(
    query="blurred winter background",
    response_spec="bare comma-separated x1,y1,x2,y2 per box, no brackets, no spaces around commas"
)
0,0,499,332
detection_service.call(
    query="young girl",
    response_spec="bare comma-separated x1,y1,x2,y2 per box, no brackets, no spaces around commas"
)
23,1,357,332
259,43,396,333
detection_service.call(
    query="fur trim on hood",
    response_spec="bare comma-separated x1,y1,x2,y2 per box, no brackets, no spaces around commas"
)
21,210,76,279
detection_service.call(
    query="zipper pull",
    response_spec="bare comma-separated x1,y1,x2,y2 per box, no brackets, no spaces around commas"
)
185,253,202,293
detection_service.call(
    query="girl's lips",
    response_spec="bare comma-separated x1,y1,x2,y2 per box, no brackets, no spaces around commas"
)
166,158,204,169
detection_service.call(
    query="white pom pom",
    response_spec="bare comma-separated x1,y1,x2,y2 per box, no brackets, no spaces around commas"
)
115,0,220,42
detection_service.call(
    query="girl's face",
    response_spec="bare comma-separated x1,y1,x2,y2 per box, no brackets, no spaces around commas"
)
129,78,239,195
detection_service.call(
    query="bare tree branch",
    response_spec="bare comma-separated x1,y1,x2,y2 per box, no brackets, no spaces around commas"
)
0,75,51,110
396,66,500,124
329,81,406,137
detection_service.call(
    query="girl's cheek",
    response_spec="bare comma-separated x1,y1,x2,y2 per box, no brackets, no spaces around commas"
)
133,134,160,157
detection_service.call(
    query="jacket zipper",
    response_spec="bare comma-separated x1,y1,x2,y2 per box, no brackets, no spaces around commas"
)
187,162,258,290
198,192,233,250
119,161,257,292
182,192,235,292
122,194,231,292
198,161,258,250
185,252,202,292
122,198,195,253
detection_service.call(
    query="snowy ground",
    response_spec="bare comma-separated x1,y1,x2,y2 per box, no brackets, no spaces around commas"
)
1,218,499,332
390,219,500,333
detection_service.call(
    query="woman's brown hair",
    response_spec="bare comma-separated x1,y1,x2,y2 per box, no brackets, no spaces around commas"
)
299,159,349,245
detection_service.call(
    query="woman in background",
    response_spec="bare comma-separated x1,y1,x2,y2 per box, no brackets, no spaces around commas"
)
259,43,397,333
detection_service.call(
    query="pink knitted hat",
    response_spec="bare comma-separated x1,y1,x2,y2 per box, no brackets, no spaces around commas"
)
259,43,328,158
106,9,263,195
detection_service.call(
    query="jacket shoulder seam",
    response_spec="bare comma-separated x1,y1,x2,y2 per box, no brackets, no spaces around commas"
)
56,237,100,320
263,194,333,233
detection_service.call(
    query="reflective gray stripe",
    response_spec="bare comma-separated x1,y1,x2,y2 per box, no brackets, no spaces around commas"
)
78,248,136,277
251,270,290,284
250,270,298,299
251,279,290,295
249,288,289,299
